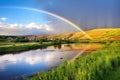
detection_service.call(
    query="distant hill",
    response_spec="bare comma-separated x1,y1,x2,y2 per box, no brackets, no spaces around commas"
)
28,28,120,40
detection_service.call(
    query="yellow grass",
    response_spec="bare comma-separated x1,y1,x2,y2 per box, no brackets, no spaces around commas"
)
28,28,120,40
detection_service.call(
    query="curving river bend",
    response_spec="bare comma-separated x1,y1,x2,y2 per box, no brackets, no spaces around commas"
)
0,43,102,80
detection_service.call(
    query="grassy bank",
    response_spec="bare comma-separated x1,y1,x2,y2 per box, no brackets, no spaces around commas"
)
0,40,79,54
0,40,75,54
0,42,53,54
28,42,120,80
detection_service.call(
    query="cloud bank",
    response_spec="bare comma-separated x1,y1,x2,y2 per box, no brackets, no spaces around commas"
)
0,22,53,35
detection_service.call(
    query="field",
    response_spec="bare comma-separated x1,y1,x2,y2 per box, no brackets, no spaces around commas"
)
28,28,120,40
0,42,53,54
29,42,120,80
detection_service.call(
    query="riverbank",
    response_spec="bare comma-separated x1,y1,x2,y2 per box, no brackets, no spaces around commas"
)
0,39,108,55
0,40,114,55
29,42,120,80
0,42,53,54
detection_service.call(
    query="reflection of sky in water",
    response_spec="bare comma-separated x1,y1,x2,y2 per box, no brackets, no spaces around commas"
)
0,43,102,80
0,44,80,80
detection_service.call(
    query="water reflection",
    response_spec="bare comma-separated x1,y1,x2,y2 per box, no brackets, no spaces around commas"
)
0,43,102,80
53,44,62,49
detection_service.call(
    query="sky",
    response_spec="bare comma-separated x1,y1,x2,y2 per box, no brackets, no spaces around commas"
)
0,0,120,35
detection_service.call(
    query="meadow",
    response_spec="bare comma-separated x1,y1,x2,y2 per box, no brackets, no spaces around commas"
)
0,42,52,54
28,42,120,80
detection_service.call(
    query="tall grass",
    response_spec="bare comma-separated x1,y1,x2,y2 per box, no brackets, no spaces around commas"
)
29,42,120,80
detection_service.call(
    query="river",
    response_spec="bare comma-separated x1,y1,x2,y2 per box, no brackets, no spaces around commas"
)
0,43,102,80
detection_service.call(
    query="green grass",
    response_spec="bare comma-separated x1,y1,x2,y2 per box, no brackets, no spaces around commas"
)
0,42,53,54
0,42,16,45
105,67,120,80
28,42,120,80
0,42,39,46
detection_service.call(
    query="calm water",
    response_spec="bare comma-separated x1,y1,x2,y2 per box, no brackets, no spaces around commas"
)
0,43,102,80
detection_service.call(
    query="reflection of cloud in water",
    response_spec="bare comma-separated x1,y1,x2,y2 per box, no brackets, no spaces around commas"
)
0,63,6,70
25,56,42,65
0,43,102,80
0,51,44,67
0,43,97,70
0,48,78,70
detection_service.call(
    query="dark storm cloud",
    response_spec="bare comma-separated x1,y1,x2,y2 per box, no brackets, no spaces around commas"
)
35,0,120,30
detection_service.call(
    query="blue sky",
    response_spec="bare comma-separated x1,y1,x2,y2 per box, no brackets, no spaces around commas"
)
0,0,120,35
0,7,47,24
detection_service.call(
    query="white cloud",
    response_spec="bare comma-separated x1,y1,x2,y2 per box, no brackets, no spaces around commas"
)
26,22,42,29
0,22,53,35
0,17,8,21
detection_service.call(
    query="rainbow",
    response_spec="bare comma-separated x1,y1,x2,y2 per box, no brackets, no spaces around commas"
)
0,7,92,39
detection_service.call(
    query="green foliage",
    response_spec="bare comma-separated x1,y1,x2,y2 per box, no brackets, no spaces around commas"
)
30,42,120,80
51,39,62,45
50,39,76,45
39,38,49,42
0,36,17,42
14,37,29,42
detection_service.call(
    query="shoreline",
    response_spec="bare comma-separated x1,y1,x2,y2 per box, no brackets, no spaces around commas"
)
0,42,53,55
0,42,103,55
